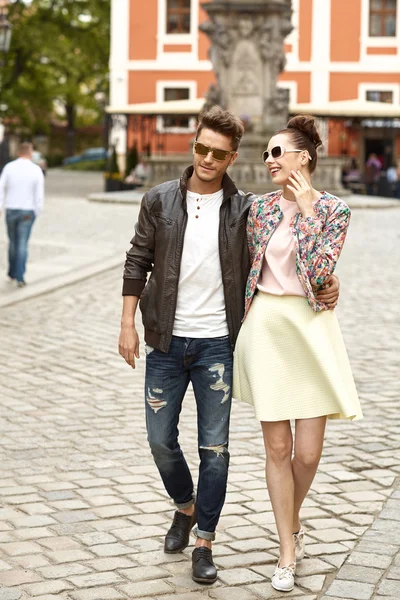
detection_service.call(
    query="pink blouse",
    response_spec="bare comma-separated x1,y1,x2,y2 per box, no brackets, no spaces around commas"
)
257,196,306,297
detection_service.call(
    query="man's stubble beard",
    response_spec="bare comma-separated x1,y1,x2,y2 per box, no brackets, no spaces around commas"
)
194,164,226,184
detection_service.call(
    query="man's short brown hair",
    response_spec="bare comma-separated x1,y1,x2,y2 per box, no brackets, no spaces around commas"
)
19,142,33,155
196,106,244,151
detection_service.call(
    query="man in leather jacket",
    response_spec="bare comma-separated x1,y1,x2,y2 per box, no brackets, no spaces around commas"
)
118,107,339,584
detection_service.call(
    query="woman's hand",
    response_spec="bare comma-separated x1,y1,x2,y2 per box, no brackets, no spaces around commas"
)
287,170,315,217
316,274,340,309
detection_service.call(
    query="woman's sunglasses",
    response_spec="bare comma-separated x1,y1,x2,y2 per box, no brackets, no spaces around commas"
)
194,140,235,162
262,146,311,163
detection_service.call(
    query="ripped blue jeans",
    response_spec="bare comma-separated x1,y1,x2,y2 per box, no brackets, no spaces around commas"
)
145,335,232,541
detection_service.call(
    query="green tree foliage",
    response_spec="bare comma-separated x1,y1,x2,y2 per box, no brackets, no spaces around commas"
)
1,0,110,154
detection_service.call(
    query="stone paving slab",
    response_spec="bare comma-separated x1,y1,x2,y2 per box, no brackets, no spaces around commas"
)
320,488,400,598
0,199,399,598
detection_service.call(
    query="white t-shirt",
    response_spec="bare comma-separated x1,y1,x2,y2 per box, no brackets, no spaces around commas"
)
0,158,45,215
173,189,229,338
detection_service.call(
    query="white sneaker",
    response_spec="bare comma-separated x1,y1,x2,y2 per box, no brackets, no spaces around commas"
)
293,527,305,561
271,561,296,592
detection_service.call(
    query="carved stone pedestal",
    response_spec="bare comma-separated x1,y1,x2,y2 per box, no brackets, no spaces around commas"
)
233,155,349,196
198,0,347,196
201,0,293,142
145,154,349,197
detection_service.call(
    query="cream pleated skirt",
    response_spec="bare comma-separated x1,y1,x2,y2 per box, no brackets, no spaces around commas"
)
233,292,363,422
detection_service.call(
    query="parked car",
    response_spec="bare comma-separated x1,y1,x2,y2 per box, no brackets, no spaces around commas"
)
63,147,108,165
32,151,48,175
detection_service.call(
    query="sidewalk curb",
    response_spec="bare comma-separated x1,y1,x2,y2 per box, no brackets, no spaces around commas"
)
347,198,400,209
320,479,400,599
0,253,123,309
88,190,143,204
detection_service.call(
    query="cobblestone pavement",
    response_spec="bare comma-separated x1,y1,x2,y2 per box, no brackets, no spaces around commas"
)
0,168,397,309
0,205,399,600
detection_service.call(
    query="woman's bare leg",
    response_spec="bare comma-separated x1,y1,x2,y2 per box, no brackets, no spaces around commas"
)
261,420,295,566
292,416,327,532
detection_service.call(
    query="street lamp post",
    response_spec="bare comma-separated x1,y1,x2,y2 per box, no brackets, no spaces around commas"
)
0,3,12,170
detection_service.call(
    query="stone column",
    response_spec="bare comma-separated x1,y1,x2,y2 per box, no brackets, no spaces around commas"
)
199,0,348,196
200,0,293,156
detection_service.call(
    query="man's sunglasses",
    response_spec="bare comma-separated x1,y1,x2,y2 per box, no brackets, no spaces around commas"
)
194,140,235,162
262,146,311,163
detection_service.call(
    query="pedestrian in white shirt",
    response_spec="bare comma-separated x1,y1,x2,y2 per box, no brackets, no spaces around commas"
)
0,142,45,286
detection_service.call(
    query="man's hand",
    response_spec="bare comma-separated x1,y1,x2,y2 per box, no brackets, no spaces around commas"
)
316,274,340,309
118,324,140,369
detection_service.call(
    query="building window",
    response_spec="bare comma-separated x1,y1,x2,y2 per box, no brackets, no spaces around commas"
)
163,87,190,128
366,90,394,103
369,0,397,37
166,0,191,34
156,81,197,133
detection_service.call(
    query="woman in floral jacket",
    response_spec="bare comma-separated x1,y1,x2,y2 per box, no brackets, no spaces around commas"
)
233,115,362,593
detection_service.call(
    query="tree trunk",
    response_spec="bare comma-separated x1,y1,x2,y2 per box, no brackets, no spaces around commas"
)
65,103,75,157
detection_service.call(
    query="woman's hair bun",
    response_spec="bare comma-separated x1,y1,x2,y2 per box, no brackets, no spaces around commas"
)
287,114,322,149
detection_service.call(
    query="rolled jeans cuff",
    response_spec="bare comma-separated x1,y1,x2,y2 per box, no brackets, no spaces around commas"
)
175,494,195,510
193,526,215,542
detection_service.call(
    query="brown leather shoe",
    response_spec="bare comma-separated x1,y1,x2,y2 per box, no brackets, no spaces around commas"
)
164,508,197,553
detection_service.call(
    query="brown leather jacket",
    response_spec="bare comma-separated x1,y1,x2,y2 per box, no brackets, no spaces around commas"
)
123,166,255,353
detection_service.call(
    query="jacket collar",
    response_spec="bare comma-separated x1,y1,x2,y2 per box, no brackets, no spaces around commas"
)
180,165,238,206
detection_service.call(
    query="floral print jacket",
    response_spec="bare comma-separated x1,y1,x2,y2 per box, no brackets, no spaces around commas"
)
244,190,351,319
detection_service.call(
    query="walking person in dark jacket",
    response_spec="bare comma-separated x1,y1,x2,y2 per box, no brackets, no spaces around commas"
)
118,106,339,584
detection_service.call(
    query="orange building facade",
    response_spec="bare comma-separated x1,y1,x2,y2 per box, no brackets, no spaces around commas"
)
109,0,400,168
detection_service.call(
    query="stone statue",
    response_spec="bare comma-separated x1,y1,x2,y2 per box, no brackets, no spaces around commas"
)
199,20,234,69
238,17,254,39
200,0,292,146
143,1,347,199
204,83,223,111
